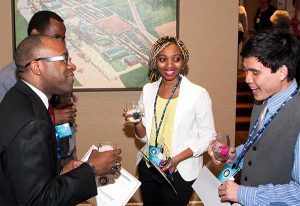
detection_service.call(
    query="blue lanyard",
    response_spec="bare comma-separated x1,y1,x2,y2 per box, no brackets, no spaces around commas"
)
154,77,181,147
233,87,299,169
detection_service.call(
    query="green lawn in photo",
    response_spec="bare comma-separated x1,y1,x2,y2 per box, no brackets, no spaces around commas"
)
111,60,126,72
95,38,112,47
120,66,149,88
95,0,133,21
14,6,28,46
136,0,177,37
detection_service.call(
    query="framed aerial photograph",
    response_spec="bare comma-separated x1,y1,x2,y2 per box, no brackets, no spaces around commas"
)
13,0,178,90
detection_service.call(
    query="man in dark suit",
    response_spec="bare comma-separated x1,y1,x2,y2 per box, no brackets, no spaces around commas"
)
0,10,78,165
0,34,122,205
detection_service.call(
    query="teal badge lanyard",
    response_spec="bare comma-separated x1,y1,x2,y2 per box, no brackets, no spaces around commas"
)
153,77,181,147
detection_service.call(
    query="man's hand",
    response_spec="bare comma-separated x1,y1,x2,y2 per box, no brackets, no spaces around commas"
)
218,180,239,203
88,149,122,176
53,104,77,125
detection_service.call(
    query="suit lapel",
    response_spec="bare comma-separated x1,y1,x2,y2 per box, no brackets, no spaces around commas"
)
15,80,60,173
15,80,50,121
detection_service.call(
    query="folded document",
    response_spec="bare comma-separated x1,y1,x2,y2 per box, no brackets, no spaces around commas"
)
192,166,240,206
82,145,141,206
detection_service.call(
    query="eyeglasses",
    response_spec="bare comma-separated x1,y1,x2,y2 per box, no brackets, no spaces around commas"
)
24,54,72,68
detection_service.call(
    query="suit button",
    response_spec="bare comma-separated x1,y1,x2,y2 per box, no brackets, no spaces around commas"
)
253,146,257,151
244,177,248,182
248,161,252,166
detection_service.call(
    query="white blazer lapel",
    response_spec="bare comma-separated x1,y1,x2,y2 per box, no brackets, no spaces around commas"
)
173,77,187,132
144,79,161,138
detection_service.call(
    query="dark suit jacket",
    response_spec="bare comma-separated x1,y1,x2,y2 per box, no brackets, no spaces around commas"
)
0,80,97,205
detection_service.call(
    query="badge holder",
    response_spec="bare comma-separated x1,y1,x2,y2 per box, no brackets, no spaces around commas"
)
55,123,73,160
55,123,72,140
218,164,239,183
149,145,164,166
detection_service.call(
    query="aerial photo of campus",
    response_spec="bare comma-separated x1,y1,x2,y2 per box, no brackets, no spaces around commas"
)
14,0,177,89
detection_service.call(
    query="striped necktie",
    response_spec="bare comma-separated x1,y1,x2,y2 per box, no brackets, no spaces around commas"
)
257,105,268,130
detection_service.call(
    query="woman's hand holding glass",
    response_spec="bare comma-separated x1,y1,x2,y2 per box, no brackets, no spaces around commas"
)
123,101,144,123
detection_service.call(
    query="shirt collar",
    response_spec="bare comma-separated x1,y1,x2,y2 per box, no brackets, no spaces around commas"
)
266,79,298,115
21,80,49,109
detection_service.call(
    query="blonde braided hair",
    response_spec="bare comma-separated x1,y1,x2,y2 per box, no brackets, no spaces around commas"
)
148,36,189,82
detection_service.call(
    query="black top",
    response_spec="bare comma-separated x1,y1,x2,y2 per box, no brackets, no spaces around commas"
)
254,5,277,32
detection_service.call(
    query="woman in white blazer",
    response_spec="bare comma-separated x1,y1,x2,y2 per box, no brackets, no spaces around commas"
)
125,36,216,205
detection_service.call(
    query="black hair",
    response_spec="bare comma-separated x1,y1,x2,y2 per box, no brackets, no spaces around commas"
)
15,34,43,71
241,28,300,81
27,10,64,36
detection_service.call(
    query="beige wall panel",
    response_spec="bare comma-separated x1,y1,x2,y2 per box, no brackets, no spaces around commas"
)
180,0,238,139
0,1,13,68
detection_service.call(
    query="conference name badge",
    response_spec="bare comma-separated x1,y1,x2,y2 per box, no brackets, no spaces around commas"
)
55,123,72,140
149,145,163,167
217,164,238,183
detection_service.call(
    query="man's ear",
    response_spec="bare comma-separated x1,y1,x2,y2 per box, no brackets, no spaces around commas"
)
278,65,288,81
30,28,40,35
29,61,42,75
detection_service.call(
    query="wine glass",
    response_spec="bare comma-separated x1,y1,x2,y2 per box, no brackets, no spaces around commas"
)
98,141,117,152
125,101,144,123
211,132,231,162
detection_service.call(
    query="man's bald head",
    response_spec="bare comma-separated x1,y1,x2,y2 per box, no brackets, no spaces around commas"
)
15,34,44,72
